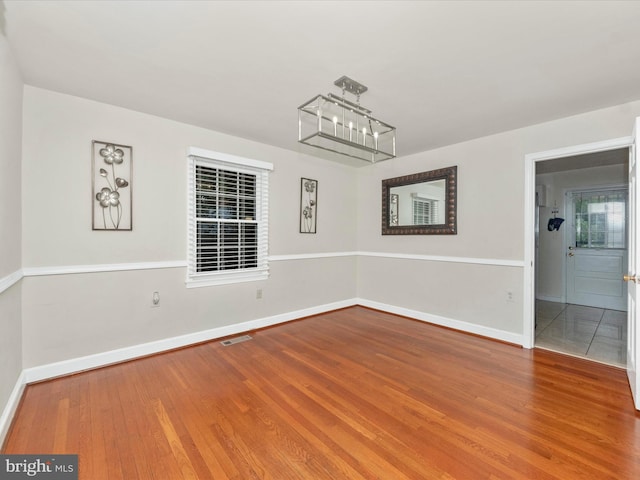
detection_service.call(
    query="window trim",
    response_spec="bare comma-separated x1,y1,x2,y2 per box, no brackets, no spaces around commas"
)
186,147,273,288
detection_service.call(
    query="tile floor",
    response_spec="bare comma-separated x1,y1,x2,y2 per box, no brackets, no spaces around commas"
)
535,300,627,368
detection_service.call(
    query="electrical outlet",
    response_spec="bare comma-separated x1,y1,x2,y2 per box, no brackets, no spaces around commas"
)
256,288,263,300
506,291,514,303
151,291,160,307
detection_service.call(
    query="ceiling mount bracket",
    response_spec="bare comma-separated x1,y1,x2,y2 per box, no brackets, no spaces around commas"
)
333,76,368,96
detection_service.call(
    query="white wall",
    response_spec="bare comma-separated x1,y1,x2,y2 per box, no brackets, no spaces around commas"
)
536,164,627,302
0,31,23,435
21,86,358,367
356,101,640,339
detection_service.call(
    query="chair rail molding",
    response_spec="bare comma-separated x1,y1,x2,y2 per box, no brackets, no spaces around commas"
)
22,261,187,277
270,251,524,267
0,270,23,294
16,254,524,277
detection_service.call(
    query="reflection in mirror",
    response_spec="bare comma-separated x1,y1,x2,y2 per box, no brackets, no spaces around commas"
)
389,194,399,226
389,179,446,226
382,166,457,235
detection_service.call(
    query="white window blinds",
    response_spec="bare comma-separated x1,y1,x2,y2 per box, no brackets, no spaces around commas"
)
412,197,438,225
187,148,272,287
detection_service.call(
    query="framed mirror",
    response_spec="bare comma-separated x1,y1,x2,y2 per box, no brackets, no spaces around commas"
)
381,166,457,235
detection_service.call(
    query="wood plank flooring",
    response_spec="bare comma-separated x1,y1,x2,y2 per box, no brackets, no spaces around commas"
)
3,306,640,479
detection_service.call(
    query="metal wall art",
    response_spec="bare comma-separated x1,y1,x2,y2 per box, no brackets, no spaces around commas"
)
92,140,132,231
300,178,317,233
390,193,399,226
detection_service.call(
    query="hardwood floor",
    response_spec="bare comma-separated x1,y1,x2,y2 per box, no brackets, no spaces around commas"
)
3,306,640,479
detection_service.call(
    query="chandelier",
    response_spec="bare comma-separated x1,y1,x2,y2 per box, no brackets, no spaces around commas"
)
298,76,396,163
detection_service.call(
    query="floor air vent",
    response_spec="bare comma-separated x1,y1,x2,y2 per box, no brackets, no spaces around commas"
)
220,335,252,346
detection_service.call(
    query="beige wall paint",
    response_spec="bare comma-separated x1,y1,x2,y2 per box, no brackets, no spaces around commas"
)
0,38,22,276
536,164,628,301
14,86,640,366
0,33,23,426
20,87,358,367
358,258,523,334
356,101,640,335
21,258,356,367
22,87,358,267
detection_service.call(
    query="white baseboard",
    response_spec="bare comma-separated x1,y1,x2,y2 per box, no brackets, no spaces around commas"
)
22,298,357,384
5,298,523,446
0,371,26,448
21,297,525,385
356,298,525,346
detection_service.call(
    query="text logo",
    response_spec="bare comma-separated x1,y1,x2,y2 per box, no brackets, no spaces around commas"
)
0,455,77,479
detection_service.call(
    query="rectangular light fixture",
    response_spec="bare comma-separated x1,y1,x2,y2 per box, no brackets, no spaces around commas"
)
298,76,396,163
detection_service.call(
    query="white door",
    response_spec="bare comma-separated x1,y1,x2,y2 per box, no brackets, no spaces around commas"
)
626,119,640,410
566,189,628,311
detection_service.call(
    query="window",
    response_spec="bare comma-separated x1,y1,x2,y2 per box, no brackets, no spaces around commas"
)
572,189,627,249
411,195,438,225
187,148,273,287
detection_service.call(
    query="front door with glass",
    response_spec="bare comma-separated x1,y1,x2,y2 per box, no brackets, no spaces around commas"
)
567,188,628,311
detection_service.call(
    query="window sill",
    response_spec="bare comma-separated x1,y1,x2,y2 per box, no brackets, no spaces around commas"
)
185,269,269,288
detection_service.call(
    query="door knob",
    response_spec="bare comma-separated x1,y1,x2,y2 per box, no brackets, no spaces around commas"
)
624,274,637,283
568,252,574,257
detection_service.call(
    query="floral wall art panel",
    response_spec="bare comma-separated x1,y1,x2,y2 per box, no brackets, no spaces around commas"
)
300,177,317,233
92,140,132,231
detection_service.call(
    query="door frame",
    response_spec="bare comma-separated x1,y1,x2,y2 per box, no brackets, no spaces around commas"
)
523,137,632,349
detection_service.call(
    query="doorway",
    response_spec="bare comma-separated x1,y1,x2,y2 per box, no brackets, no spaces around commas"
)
526,144,631,367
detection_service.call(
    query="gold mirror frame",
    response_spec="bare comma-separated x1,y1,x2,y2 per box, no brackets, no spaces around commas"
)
381,166,457,235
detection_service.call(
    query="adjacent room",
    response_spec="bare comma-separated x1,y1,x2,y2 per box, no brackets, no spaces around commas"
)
2,1,640,479
535,149,630,367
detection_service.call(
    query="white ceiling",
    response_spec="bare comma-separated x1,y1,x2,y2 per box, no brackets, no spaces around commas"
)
4,1,640,167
